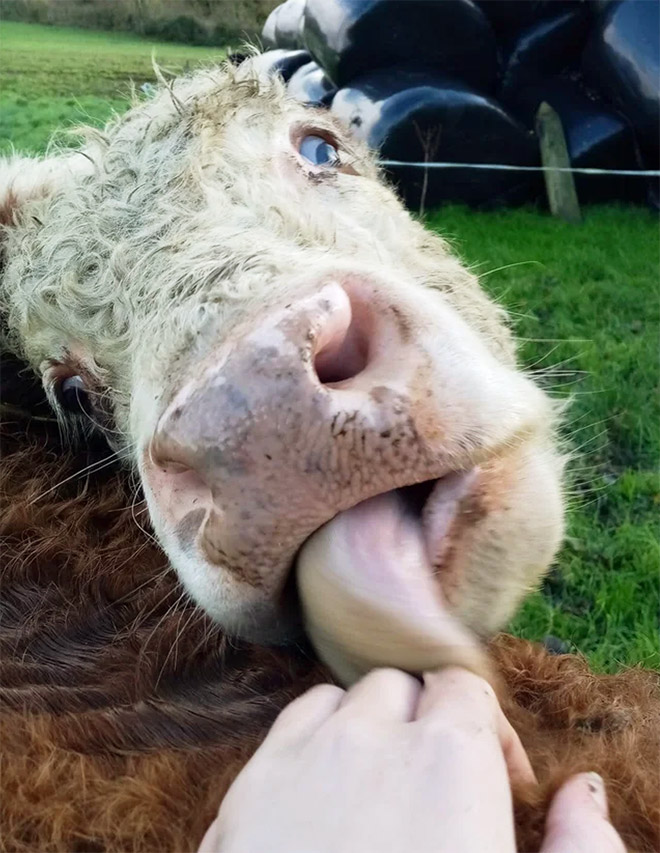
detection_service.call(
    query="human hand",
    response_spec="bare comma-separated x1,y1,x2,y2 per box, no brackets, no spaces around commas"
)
198,666,625,853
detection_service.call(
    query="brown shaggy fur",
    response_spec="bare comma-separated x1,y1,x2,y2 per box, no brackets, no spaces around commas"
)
1,355,659,853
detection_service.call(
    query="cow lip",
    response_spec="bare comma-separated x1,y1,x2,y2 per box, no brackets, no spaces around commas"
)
417,468,479,569
147,447,477,582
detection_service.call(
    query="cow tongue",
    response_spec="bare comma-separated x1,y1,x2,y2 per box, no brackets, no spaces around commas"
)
296,482,491,687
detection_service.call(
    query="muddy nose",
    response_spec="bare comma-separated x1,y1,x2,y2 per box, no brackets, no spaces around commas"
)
152,283,397,470
153,281,411,472
150,280,435,580
154,281,386,470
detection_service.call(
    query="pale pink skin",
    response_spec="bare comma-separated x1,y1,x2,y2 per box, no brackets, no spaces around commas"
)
198,667,625,853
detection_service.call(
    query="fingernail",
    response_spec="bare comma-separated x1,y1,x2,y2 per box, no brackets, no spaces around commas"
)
584,772,608,815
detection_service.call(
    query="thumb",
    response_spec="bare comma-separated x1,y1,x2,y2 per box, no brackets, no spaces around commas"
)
197,816,221,853
540,772,626,853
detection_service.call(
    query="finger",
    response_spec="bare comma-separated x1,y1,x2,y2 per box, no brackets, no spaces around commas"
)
495,704,537,787
417,667,536,786
266,683,345,743
540,772,626,853
338,667,422,721
416,666,498,724
198,817,220,853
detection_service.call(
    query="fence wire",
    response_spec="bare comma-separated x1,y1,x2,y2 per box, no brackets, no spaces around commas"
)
377,160,660,177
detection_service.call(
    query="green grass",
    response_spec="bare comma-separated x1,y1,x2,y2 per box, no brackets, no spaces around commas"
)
427,206,659,671
3,22,659,672
0,21,225,153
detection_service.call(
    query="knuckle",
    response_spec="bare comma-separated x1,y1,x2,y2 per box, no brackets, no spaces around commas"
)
421,714,494,748
360,666,418,691
429,667,497,701
304,683,346,704
425,669,500,722
273,683,344,727
331,713,381,748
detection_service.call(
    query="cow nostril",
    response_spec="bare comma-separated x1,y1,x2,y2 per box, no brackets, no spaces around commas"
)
150,437,208,493
314,295,370,385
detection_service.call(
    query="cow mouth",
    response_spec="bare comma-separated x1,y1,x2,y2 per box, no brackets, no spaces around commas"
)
294,467,478,604
294,466,485,679
141,441,481,644
398,469,478,571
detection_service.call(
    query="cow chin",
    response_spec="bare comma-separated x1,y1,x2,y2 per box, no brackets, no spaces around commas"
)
139,468,300,644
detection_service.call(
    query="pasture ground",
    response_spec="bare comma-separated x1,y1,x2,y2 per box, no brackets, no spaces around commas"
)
2,21,658,671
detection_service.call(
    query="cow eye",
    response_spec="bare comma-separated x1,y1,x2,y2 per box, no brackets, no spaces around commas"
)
57,375,90,414
299,134,341,168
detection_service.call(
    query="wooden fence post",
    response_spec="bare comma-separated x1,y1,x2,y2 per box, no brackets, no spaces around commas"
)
536,101,582,223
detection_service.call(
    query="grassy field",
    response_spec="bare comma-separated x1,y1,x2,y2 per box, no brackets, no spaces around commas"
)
428,206,659,671
2,22,658,671
0,21,225,153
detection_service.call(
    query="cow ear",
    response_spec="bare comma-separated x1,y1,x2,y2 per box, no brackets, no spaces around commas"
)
0,153,90,355
0,153,85,230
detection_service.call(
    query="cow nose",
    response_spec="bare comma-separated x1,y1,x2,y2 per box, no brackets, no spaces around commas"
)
152,281,388,475
149,279,427,579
